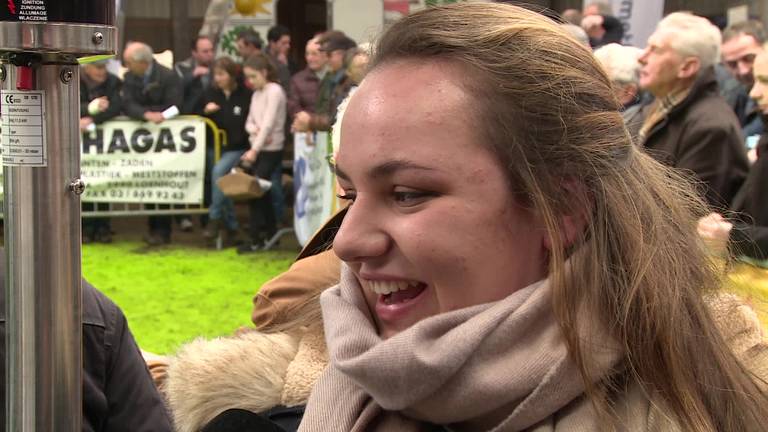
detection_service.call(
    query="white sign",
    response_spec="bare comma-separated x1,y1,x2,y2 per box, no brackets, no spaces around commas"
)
727,5,749,27
80,117,206,204
293,132,335,246
0,90,47,167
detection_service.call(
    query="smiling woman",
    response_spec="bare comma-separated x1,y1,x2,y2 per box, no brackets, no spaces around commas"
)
297,3,768,432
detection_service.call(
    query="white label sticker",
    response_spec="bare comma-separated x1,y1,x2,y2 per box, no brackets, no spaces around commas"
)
0,90,47,167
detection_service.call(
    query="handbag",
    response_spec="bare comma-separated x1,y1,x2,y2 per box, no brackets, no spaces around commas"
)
216,167,271,201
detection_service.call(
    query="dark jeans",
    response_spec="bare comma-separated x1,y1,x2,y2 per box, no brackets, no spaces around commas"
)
270,163,285,225
248,150,282,243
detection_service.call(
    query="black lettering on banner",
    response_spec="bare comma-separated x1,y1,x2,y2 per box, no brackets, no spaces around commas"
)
82,130,104,154
155,128,177,152
131,128,153,153
617,0,633,43
179,126,197,153
107,129,130,153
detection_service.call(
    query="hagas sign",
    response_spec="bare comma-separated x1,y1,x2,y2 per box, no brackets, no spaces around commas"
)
80,117,206,204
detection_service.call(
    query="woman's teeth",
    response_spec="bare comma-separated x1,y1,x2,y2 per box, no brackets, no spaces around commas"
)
367,280,422,295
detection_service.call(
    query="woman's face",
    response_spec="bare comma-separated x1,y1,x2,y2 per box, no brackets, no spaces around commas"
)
213,67,234,90
244,66,267,89
334,60,548,339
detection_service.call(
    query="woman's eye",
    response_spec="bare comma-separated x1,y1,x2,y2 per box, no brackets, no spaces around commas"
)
392,189,434,206
336,192,357,202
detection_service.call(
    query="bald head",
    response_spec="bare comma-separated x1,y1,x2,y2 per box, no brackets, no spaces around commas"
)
123,41,154,76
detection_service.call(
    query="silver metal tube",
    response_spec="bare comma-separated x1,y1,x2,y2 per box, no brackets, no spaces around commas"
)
3,59,82,431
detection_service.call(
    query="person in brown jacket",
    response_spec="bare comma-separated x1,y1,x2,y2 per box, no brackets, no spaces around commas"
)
637,12,749,209
287,37,328,119
290,31,357,133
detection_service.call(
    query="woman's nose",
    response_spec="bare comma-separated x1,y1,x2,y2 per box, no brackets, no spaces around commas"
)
333,200,391,264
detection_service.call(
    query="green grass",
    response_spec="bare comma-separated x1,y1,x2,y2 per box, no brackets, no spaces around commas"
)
79,244,768,353
82,242,295,355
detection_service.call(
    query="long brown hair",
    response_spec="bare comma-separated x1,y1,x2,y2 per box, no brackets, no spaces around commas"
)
243,53,279,83
372,3,768,430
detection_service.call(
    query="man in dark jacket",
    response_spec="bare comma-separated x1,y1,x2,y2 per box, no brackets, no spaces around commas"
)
0,252,173,432
265,25,293,90
637,12,748,209
722,20,766,140
80,61,122,244
175,36,215,116
174,36,215,232
699,51,768,259
122,41,183,245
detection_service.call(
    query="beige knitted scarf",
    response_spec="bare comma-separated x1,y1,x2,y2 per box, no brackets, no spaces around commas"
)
299,265,624,432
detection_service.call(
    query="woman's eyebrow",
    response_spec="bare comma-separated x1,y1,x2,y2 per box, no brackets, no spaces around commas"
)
335,160,437,181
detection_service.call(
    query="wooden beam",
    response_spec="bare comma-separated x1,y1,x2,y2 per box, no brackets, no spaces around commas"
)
171,0,190,64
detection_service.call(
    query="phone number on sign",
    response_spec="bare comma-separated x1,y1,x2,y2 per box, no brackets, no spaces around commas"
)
86,190,186,200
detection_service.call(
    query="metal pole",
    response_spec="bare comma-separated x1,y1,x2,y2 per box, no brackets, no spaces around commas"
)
3,55,82,431
1,3,116,429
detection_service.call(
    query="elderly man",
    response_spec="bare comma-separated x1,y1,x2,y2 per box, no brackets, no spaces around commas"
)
292,31,357,133
594,43,645,140
722,20,766,138
637,12,748,209
122,41,183,245
287,37,327,119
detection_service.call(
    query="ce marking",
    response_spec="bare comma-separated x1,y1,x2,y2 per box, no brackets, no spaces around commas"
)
4,94,17,104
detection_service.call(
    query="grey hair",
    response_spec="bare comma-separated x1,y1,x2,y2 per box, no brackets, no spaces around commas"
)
128,42,154,63
560,23,590,47
594,43,643,84
655,12,722,70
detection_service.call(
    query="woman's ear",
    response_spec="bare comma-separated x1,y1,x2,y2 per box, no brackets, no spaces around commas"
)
543,178,592,251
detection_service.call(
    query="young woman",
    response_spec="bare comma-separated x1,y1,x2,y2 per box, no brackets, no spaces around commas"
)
239,54,287,253
201,56,252,246
298,4,768,431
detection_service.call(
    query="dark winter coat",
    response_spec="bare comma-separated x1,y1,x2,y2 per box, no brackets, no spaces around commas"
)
730,130,768,259
80,72,123,124
122,61,183,120
175,57,213,115
201,84,253,151
639,66,749,209
0,254,173,432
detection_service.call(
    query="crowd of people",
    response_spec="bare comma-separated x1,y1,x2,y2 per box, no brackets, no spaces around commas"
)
53,1,768,431
563,1,768,262
80,26,369,252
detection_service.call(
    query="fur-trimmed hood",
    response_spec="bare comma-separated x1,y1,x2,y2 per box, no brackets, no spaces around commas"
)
165,327,327,432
